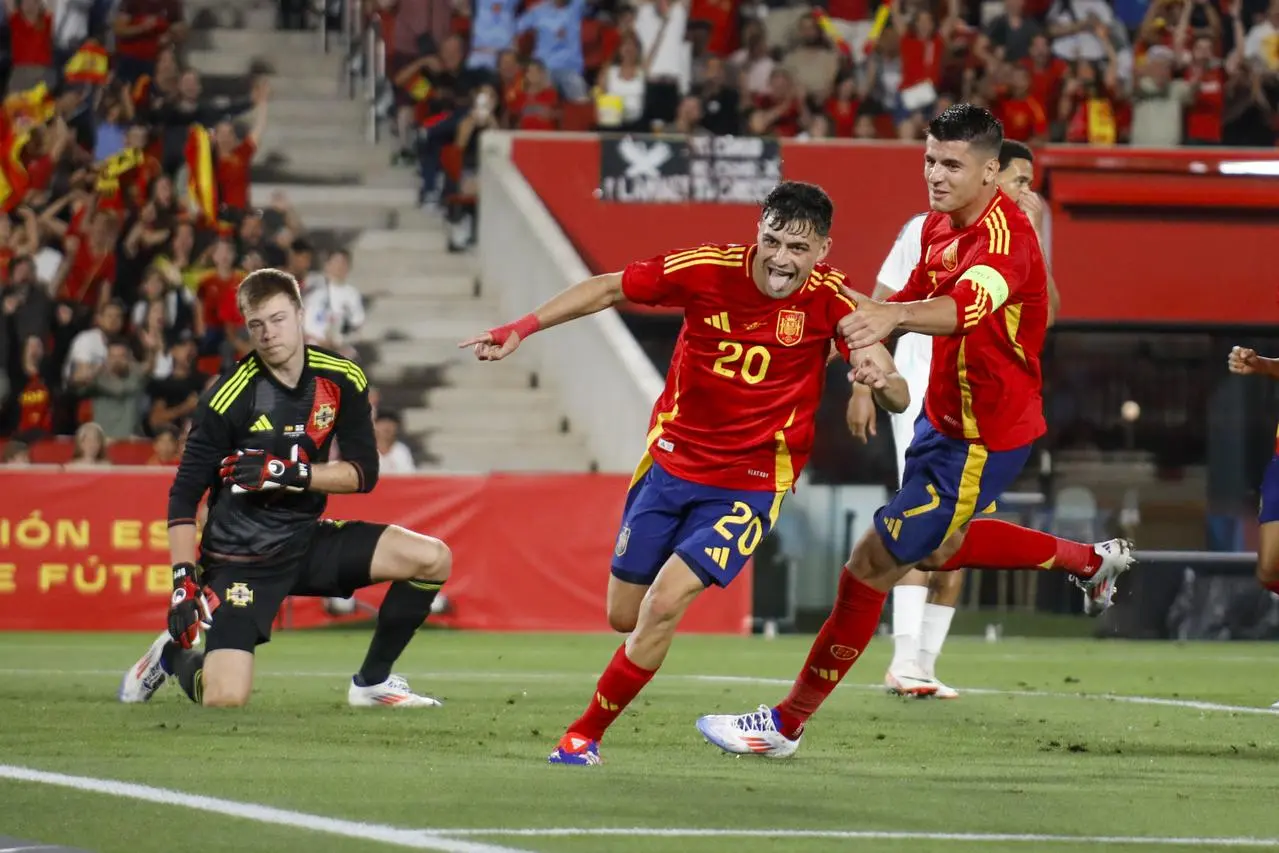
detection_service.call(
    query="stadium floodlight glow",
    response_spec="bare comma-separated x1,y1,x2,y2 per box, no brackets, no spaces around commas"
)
1217,160,1279,177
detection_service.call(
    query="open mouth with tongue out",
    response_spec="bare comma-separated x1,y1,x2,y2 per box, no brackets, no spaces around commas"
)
765,263,797,294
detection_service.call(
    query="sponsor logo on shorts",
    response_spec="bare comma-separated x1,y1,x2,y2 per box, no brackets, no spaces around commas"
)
227,583,254,608
829,644,859,661
614,526,630,557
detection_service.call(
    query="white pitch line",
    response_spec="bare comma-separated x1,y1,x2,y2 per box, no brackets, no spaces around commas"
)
440,828,1279,847
0,766,531,853
1,668,1276,716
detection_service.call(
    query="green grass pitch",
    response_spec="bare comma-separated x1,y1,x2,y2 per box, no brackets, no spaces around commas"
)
1,630,1277,853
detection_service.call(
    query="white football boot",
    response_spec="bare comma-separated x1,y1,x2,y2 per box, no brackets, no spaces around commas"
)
1077,539,1136,616
118,631,173,703
347,674,443,708
926,676,959,700
696,704,801,759
883,661,940,698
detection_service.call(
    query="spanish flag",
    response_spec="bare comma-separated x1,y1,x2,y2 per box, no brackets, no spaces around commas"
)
130,74,152,109
3,83,55,125
64,39,110,86
95,147,145,211
185,124,217,223
0,127,31,214
862,3,892,56
812,9,851,58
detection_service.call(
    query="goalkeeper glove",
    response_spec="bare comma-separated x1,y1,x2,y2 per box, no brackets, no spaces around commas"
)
168,562,212,649
220,448,311,494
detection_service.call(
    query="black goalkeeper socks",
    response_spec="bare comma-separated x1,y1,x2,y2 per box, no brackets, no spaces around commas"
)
166,647,206,705
356,579,442,686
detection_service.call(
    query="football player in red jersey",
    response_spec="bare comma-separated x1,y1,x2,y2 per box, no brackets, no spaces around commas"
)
698,105,1137,758
461,182,910,766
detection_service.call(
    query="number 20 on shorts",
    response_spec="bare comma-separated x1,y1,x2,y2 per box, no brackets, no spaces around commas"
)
714,501,764,555
713,341,771,384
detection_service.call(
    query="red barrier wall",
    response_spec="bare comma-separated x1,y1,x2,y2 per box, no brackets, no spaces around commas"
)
0,471,751,634
512,138,1279,325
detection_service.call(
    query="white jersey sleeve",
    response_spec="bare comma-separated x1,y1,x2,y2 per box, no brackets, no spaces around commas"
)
876,214,927,294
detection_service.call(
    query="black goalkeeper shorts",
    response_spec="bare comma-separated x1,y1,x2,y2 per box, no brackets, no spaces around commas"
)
201,519,388,653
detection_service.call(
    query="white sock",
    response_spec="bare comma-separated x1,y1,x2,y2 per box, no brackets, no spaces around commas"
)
918,603,956,679
889,585,928,671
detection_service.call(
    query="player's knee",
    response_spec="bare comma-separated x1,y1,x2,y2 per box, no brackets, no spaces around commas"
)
606,603,638,633
413,537,451,583
639,587,687,626
1257,560,1279,586
202,679,251,708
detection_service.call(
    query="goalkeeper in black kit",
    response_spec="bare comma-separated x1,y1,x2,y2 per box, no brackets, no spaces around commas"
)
118,269,452,708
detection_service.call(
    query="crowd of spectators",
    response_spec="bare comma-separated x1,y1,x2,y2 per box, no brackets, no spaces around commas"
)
0,0,378,460
376,0,1279,208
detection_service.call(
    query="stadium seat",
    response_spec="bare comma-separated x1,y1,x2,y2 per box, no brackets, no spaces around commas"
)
560,101,596,132
29,438,75,464
106,440,155,466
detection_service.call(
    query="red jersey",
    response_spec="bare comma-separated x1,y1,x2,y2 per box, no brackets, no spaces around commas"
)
512,87,559,131
998,96,1048,141
59,238,116,306
216,138,256,211
10,11,53,67
888,192,1048,450
621,243,857,492
197,270,244,328
1184,67,1224,143
1020,57,1068,112
899,33,944,89
115,0,183,62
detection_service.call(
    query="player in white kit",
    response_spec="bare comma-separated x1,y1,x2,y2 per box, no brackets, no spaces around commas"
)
846,140,1060,699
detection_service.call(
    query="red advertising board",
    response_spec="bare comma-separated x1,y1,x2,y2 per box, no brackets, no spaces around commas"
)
512,137,1279,326
0,471,750,634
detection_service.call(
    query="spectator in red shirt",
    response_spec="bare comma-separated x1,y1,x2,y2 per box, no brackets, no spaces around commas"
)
497,49,524,117
1021,34,1068,113
7,0,55,93
13,335,52,438
54,211,120,313
895,6,952,127
213,78,269,217
113,0,187,83
826,77,864,137
748,68,806,137
998,65,1050,142
195,240,243,353
511,60,561,131
1183,34,1227,144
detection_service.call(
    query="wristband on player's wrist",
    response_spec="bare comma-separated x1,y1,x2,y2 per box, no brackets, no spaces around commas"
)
171,561,199,590
490,313,541,345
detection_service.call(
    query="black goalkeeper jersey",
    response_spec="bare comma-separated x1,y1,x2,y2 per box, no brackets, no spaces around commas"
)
167,346,380,562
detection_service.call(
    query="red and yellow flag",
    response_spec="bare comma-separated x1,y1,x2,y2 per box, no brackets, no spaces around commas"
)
0,127,31,214
812,9,851,58
130,75,152,109
862,4,892,56
185,124,217,223
64,39,110,86
3,83,55,125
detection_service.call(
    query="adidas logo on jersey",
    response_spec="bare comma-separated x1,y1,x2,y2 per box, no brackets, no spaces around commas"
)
250,415,274,433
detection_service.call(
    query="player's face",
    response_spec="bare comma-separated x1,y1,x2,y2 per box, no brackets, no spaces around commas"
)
924,135,999,214
997,158,1034,200
244,293,304,367
754,220,831,299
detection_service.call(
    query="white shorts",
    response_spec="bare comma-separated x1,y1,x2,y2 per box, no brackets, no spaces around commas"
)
889,332,932,488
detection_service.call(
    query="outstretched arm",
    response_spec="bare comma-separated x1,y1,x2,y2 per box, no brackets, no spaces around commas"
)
849,343,910,414
459,273,626,361
1229,347,1279,378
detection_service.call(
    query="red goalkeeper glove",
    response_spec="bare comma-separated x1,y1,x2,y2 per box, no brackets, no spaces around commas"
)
167,562,212,649
220,448,311,494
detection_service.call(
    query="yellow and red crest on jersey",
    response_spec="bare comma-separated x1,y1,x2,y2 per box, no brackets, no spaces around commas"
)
776,310,805,346
942,239,960,272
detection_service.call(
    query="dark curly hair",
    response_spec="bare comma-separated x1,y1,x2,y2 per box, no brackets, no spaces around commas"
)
760,181,834,238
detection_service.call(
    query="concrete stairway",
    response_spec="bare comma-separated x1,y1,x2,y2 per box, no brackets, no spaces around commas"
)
184,12,595,473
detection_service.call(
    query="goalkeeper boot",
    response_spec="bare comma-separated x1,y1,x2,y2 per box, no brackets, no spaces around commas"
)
347,674,443,708
696,704,801,759
547,732,602,766
1076,538,1136,617
118,631,173,703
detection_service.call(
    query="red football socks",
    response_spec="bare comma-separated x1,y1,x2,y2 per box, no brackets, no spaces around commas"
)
775,571,887,739
938,519,1103,578
566,643,656,742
